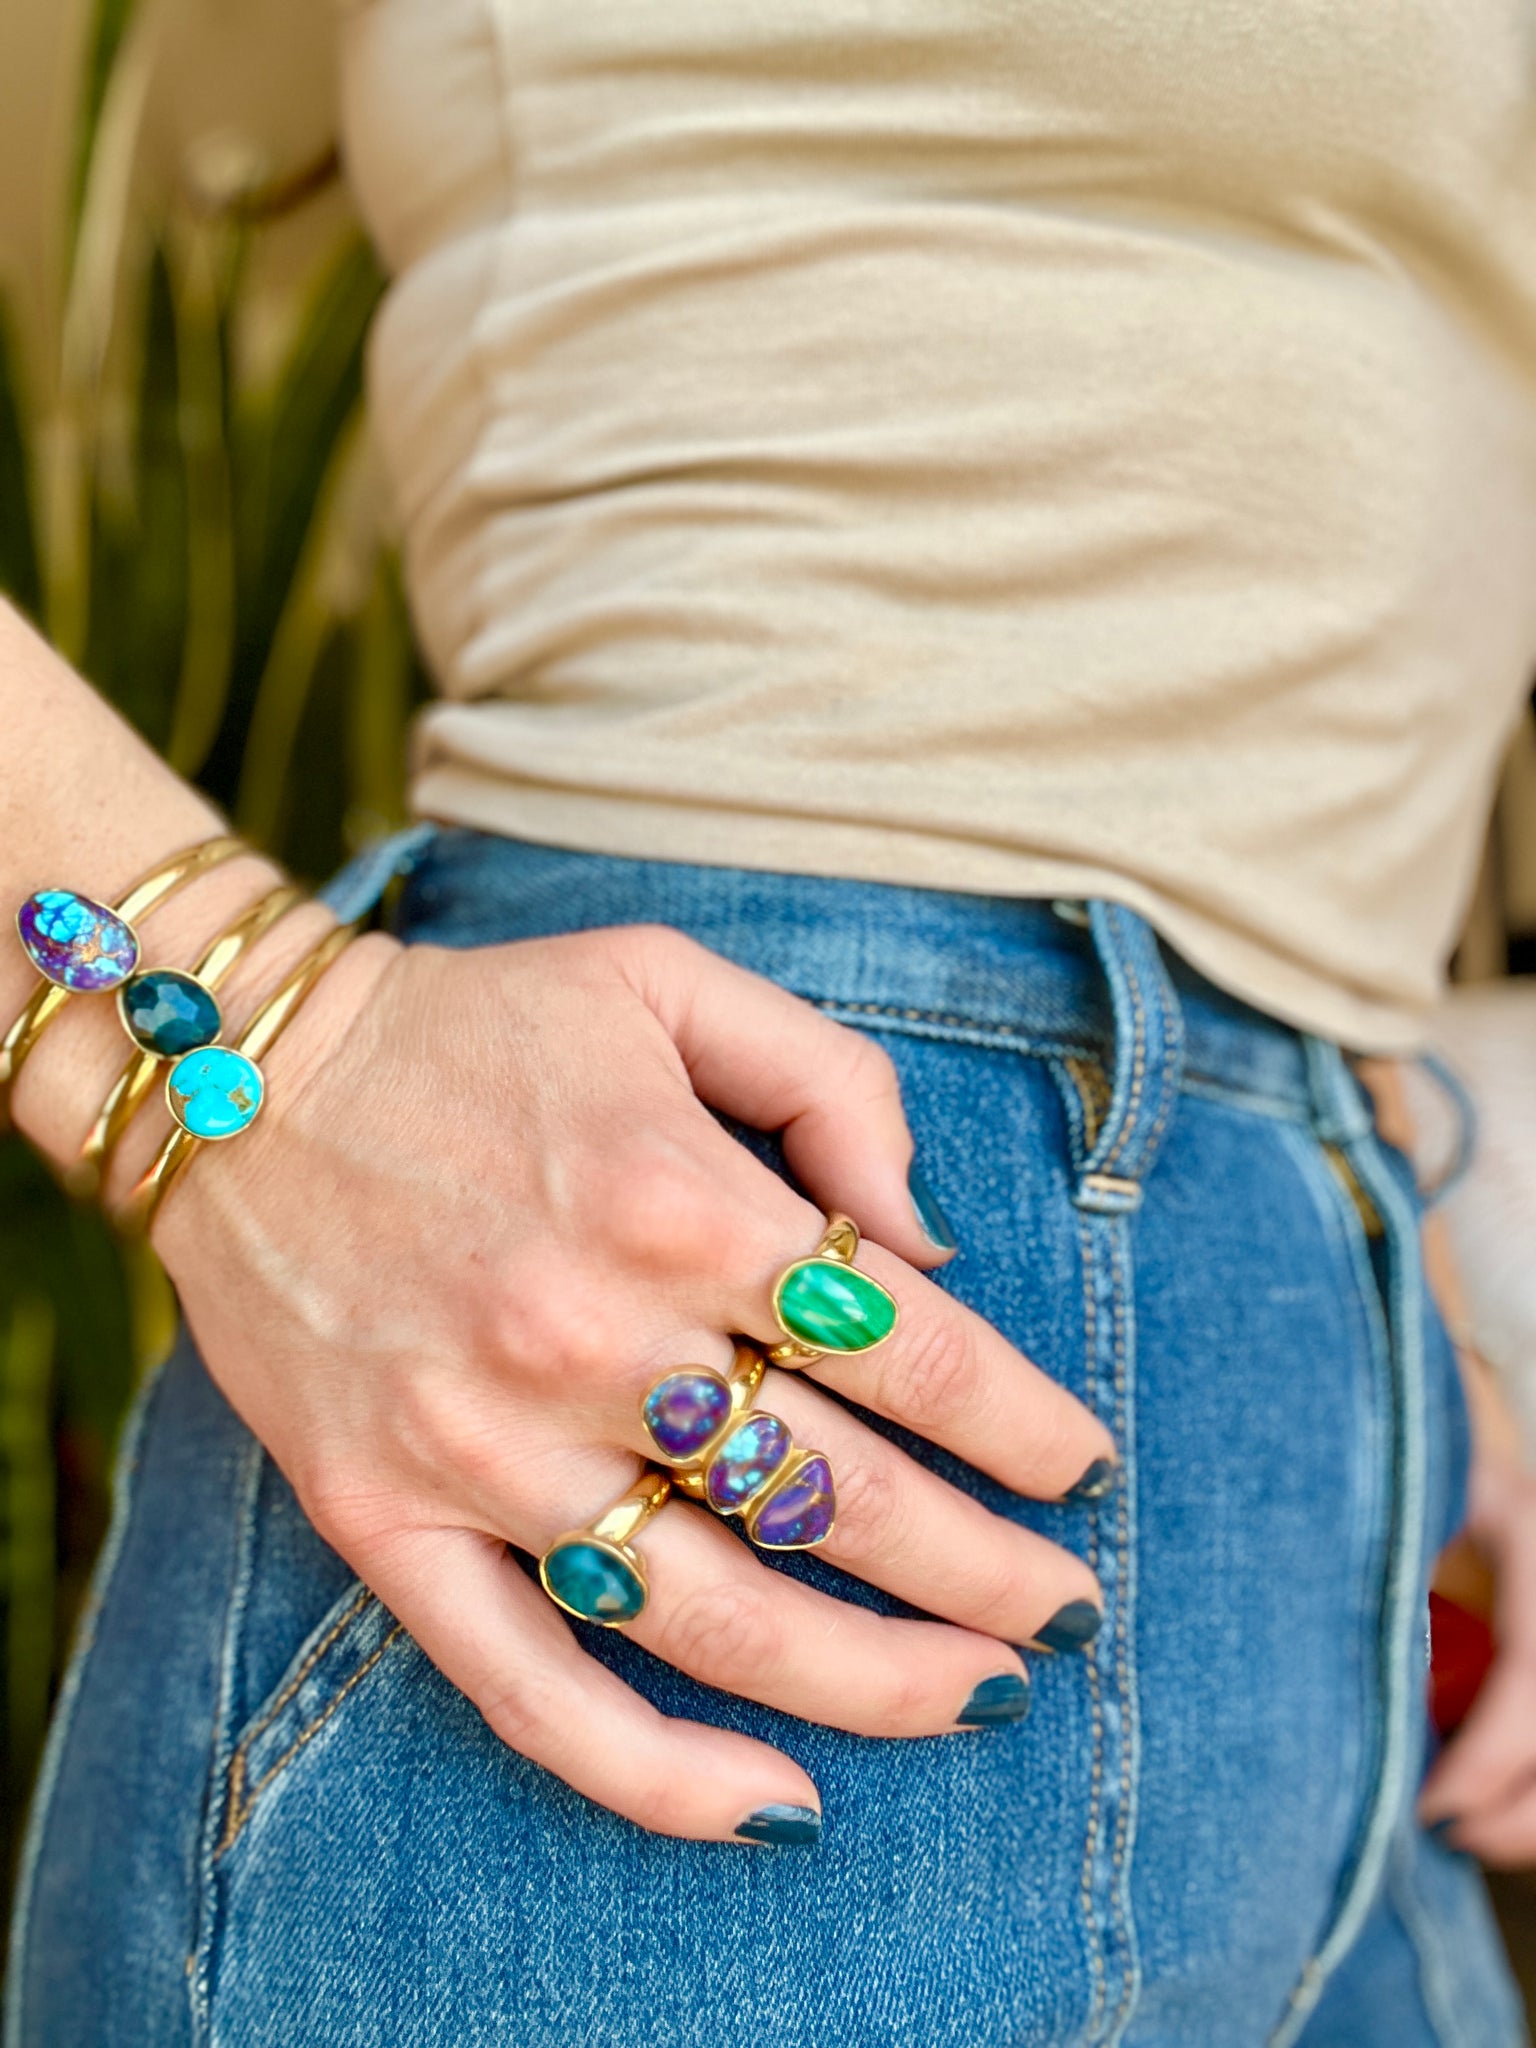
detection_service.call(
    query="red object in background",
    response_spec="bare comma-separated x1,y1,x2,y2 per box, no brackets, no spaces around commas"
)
1430,1589,1496,1736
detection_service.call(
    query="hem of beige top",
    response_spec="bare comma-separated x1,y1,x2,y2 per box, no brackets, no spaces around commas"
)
408,764,1434,1057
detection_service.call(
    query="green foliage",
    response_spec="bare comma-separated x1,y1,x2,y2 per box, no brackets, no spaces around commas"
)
0,0,426,1895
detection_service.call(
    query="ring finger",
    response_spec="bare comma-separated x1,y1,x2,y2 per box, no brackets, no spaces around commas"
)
504,1446,1037,1738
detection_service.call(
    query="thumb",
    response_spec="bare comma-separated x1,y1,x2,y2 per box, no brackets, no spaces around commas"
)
613,924,955,1268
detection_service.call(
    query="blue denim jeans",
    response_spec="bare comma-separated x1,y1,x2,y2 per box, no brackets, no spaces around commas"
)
6,829,1526,2048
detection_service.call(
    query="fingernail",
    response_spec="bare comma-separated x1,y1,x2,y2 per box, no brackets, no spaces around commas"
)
956,1672,1032,1728
735,1803,822,1846
1427,1816,1461,1846
1062,1457,1117,1504
1031,1600,1103,1654
907,1160,958,1251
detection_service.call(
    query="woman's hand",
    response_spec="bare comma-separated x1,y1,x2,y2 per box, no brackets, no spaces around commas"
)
1421,1430,1536,1865
152,920,1112,1842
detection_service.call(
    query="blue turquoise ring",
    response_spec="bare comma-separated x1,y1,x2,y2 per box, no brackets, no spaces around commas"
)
641,1343,838,1552
539,1468,672,1627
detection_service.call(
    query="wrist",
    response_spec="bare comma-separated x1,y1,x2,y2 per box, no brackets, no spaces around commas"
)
145,928,402,1270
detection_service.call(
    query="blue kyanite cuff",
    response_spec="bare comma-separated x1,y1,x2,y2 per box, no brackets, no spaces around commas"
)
120,969,222,1057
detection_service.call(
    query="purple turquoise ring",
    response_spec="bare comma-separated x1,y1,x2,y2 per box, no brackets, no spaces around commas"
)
640,1342,837,1552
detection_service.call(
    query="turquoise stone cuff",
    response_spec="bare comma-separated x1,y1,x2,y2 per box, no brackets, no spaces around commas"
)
538,1468,672,1627
768,1214,899,1367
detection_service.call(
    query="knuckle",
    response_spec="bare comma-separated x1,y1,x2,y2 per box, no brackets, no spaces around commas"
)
843,1030,901,1099
604,921,693,980
479,1666,562,1760
827,1453,902,1561
889,1318,981,1433
588,1138,718,1275
489,1252,625,1392
658,1579,779,1692
813,1025,900,1113
303,1475,399,1559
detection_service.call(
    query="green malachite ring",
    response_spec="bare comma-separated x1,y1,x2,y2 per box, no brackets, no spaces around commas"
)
538,1468,672,1627
768,1214,899,1368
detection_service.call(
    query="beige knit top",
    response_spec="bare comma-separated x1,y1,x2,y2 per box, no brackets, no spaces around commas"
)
337,0,1536,1050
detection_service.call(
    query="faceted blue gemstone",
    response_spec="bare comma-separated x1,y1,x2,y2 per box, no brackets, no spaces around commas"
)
119,968,222,1056
642,1369,732,1463
17,888,138,992
166,1046,264,1139
540,1538,645,1624
750,1453,836,1550
706,1413,792,1512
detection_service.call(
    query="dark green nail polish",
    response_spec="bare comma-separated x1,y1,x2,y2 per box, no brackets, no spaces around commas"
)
735,1803,822,1846
1032,1600,1103,1653
1063,1457,1116,1504
907,1161,958,1251
957,1672,1032,1727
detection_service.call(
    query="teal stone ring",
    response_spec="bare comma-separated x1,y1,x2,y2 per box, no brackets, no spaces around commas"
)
768,1214,899,1368
538,1468,673,1627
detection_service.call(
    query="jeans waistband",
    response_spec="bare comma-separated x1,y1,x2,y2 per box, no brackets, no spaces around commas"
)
376,826,1328,1128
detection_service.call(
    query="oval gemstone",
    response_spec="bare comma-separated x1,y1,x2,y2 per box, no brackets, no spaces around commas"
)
17,889,138,992
540,1538,645,1624
773,1258,898,1354
642,1369,732,1463
706,1413,792,1512
120,968,222,1056
750,1453,836,1550
167,1046,264,1139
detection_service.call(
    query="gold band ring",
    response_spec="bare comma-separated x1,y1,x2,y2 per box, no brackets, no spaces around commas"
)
767,1212,899,1368
539,1467,672,1626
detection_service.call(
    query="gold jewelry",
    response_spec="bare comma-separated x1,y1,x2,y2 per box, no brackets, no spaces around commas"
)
118,921,358,1238
641,1341,837,1551
767,1212,899,1368
539,1467,672,1626
69,883,305,1198
640,1341,765,1465
2,834,244,1109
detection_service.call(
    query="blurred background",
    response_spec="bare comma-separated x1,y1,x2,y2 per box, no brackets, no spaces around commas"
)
2,0,1536,2019
0,0,428,1907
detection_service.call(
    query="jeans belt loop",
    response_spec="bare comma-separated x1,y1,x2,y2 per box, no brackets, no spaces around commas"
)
1071,899,1188,1213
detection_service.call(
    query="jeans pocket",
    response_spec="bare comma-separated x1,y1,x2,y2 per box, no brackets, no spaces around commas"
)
213,1578,409,1866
